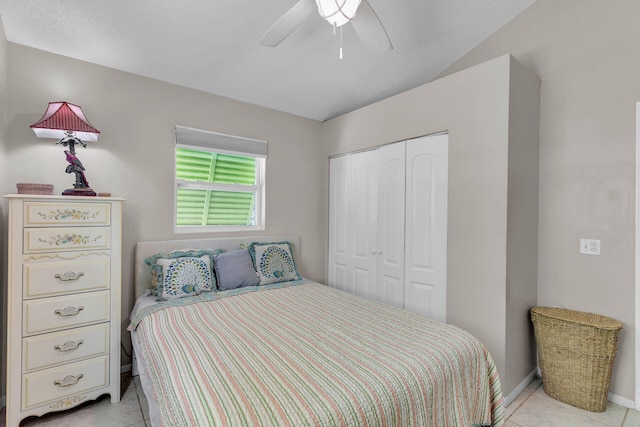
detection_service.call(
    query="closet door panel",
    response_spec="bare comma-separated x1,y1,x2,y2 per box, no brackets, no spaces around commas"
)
377,142,405,308
333,264,349,292
405,134,448,322
353,268,373,299
380,275,404,309
328,156,352,290
350,150,378,300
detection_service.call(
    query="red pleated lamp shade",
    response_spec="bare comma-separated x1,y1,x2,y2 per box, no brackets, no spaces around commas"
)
30,102,100,142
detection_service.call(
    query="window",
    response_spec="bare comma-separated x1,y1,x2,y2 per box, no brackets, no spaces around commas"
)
174,126,266,232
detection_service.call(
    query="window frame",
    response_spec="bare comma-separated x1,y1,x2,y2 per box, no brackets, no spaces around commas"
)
173,128,266,234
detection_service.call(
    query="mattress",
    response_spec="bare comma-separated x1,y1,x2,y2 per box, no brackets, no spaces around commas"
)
129,280,504,426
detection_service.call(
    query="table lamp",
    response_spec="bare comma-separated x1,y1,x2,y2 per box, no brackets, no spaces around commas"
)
30,101,100,196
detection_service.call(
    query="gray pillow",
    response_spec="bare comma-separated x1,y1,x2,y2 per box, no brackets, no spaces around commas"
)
214,249,260,290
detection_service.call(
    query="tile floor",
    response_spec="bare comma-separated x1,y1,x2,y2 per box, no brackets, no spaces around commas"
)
1,374,639,426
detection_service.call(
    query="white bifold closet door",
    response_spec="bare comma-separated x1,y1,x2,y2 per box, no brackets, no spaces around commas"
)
328,153,352,294
377,142,405,308
404,135,448,322
328,133,448,322
350,149,379,300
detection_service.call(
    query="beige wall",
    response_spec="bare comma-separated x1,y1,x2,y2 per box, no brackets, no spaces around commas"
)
438,0,638,403
320,54,541,397
505,58,541,393
3,43,324,382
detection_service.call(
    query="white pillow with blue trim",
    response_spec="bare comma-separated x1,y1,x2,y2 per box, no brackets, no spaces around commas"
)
249,241,301,285
145,248,222,298
156,255,213,300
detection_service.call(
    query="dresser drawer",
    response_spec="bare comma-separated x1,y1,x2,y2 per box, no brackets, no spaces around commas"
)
23,227,110,254
23,323,109,373
23,258,110,299
23,291,110,336
24,202,111,227
22,355,109,410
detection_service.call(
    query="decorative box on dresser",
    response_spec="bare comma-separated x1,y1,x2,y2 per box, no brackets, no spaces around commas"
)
4,194,123,426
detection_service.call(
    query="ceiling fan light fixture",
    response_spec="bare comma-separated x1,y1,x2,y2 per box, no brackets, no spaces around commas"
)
316,0,361,27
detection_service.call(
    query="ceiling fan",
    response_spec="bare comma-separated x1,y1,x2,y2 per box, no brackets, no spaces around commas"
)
260,0,393,55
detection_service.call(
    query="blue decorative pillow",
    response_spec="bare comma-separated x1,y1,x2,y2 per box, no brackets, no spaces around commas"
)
248,241,301,285
214,249,260,290
144,249,222,297
157,255,212,300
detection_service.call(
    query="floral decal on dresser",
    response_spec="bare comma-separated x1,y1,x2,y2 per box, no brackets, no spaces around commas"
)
49,395,87,410
37,208,100,221
38,234,102,246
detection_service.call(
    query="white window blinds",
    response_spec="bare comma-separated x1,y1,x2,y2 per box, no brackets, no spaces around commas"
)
175,125,267,158
174,126,266,231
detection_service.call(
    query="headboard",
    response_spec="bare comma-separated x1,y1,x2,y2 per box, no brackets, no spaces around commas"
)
134,234,301,299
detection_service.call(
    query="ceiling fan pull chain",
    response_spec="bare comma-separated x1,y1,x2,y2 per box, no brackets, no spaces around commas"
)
339,26,344,59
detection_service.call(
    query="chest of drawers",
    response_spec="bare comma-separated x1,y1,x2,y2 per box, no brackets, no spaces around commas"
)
5,195,123,426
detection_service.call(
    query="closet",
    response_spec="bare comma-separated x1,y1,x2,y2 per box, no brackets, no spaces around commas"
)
328,133,448,322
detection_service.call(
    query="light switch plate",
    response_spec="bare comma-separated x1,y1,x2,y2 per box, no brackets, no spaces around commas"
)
580,238,601,255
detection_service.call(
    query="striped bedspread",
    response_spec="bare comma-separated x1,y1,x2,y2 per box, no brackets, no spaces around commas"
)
131,281,504,426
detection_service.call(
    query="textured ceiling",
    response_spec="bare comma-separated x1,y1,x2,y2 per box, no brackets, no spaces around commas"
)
0,0,536,121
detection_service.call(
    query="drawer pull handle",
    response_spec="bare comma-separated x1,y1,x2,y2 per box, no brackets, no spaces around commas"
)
53,374,84,388
54,339,84,352
54,271,85,282
54,306,84,317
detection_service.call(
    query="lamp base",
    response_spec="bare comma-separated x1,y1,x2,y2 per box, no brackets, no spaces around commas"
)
62,187,97,196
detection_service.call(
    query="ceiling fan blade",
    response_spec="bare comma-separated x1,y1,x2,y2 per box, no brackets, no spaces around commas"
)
259,0,317,47
351,0,393,55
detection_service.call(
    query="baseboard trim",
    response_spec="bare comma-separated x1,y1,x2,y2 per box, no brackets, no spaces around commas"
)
503,369,538,407
608,392,635,409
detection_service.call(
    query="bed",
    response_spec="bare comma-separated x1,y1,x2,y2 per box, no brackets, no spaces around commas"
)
129,235,504,426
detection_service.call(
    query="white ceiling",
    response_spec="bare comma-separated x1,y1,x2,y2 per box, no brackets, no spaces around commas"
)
0,0,536,121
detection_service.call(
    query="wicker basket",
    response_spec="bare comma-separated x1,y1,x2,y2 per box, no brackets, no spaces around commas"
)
16,183,54,195
531,306,622,412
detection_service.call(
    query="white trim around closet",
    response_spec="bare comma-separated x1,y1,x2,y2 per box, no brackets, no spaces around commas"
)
635,101,640,411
